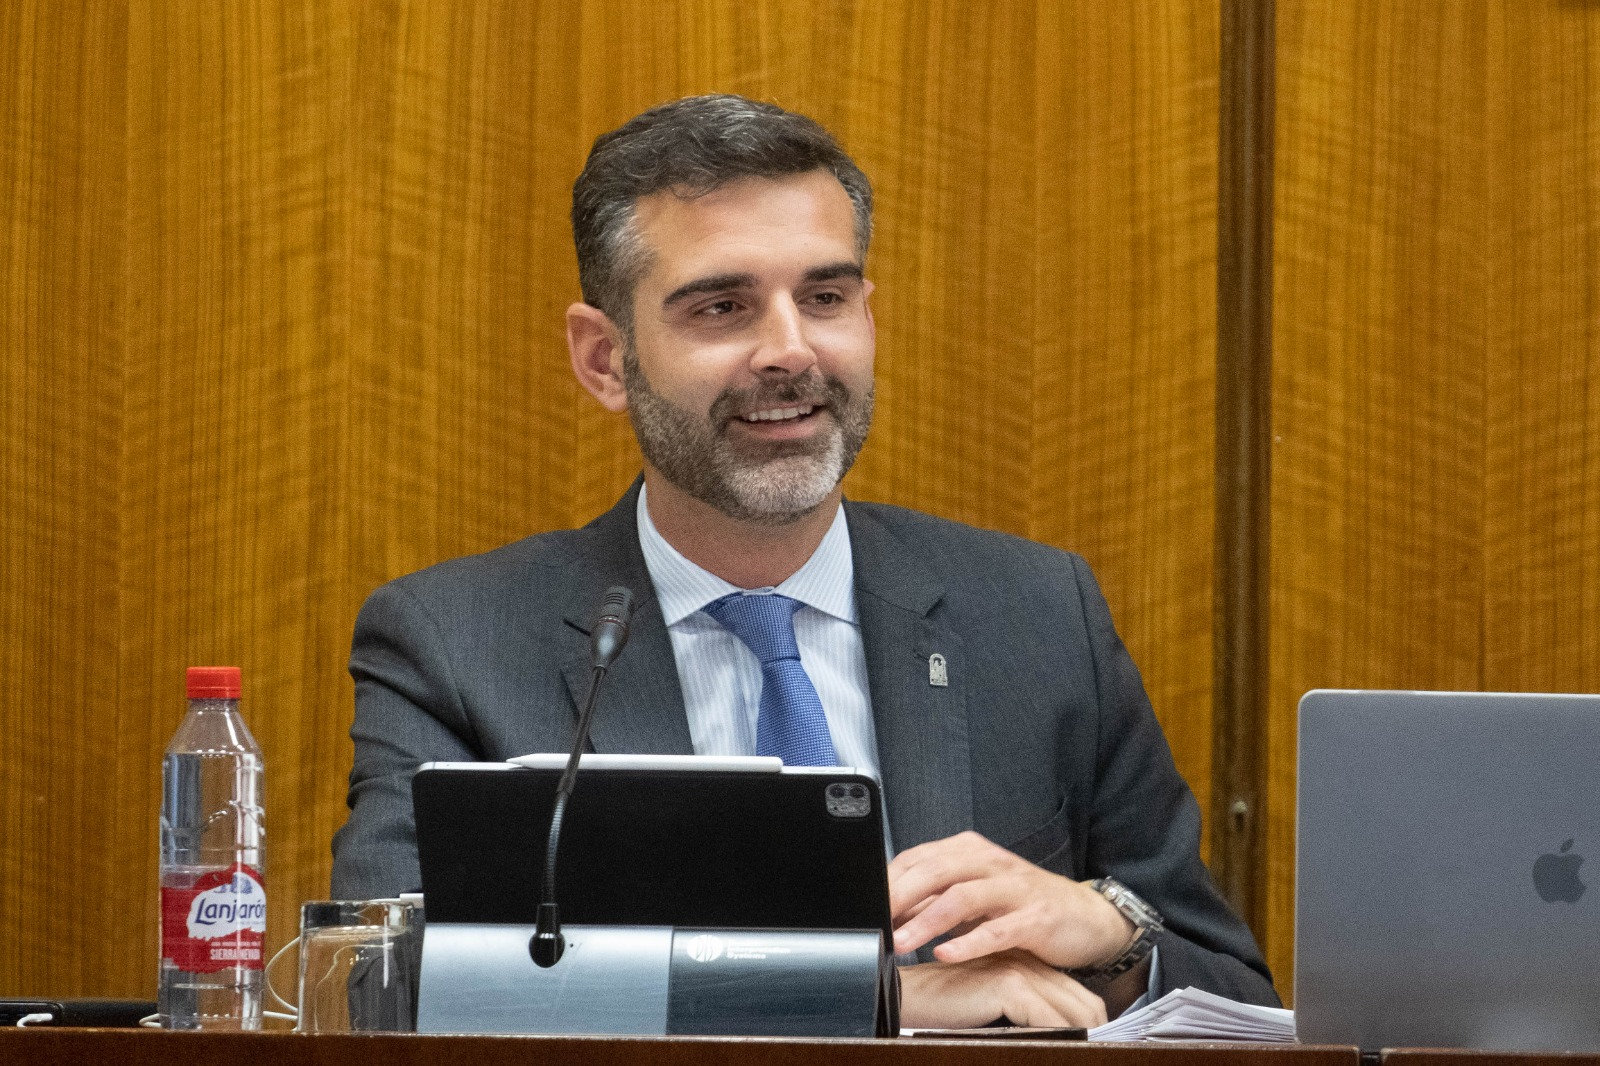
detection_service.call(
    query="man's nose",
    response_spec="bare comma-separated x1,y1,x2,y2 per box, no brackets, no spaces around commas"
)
751,298,818,375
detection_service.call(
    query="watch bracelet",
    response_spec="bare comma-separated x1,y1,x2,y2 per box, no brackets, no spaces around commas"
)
1065,877,1163,986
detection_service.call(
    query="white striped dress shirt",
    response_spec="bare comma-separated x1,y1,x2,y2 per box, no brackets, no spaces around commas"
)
635,485,883,782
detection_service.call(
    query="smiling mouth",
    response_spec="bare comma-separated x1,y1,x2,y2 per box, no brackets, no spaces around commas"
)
740,405,817,423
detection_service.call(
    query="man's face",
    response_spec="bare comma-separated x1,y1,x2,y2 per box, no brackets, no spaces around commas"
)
618,169,875,525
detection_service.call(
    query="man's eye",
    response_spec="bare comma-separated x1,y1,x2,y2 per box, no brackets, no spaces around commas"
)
811,291,843,306
701,299,739,316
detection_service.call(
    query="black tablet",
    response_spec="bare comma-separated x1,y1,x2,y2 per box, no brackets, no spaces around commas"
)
412,756,892,938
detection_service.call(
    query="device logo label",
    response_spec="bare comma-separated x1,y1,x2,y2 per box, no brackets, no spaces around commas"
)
686,934,726,963
160,863,267,972
1532,839,1586,903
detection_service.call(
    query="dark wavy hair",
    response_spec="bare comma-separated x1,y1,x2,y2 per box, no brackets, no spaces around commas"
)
571,94,873,333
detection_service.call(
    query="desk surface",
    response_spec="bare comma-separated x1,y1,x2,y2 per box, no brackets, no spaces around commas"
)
0,1030,1358,1066
3,1032,1597,1066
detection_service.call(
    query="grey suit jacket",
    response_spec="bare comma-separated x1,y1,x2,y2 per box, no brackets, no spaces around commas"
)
331,482,1278,1006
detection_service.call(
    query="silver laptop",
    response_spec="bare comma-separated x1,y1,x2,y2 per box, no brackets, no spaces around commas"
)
1296,689,1600,1052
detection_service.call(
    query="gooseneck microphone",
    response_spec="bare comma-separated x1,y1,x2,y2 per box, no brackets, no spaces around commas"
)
530,586,636,968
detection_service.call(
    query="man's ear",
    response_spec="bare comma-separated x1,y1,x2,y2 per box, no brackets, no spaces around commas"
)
567,303,630,412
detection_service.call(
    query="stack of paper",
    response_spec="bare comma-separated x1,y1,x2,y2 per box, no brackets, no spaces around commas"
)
1090,987,1296,1042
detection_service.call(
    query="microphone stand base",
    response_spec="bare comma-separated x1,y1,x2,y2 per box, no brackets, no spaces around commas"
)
418,924,886,1037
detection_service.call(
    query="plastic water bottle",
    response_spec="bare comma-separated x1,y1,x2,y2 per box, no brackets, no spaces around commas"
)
159,666,266,1030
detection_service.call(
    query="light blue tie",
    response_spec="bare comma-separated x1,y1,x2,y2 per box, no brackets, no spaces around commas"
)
703,593,838,767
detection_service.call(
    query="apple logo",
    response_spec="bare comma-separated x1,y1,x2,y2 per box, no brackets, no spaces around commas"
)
1532,839,1586,903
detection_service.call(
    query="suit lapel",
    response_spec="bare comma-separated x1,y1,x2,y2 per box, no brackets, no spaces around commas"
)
847,503,974,854
545,487,980,812
555,482,695,756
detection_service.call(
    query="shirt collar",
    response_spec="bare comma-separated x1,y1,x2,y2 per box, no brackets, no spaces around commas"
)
636,482,857,627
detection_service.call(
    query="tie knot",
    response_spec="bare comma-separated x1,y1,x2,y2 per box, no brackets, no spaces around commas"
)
703,592,804,665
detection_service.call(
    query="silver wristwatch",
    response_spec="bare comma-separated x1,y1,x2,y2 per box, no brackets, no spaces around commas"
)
1067,877,1163,986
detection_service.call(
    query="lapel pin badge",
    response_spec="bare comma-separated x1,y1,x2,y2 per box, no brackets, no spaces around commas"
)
928,652,949,687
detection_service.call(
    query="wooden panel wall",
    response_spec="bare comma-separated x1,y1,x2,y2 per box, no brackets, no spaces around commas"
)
1269,0,1600,995
121,0,357,980
1,0,128,998
1,1,1221,998
1483,7,1600,695
1024,3,1221,781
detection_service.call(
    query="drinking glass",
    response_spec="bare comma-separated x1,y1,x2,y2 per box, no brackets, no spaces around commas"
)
295,899,419,1033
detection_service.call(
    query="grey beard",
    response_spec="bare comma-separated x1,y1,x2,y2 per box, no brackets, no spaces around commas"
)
621,349,873,526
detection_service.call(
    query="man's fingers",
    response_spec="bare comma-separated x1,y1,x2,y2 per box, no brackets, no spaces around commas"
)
889,830,994,873
897,953,1107,1031
888,836,1006,918
991,976,1069,1027
928,909,1030,963
997,953,1107,1028
1030,974,1108,1029
894,837,1139,1008
890,895,934,930
891,877,1011,954
890,830,1122,969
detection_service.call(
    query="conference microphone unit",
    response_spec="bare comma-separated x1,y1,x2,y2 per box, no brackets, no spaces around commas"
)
414,586,891,1037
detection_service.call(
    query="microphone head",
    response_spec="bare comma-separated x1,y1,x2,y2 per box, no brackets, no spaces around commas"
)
597,586,634,624
590,585,636,668
530,902,565,967
530,930,565,968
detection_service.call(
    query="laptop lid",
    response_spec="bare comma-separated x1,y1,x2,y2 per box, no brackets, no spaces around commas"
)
1295,689,1600,1052
412,758,892,938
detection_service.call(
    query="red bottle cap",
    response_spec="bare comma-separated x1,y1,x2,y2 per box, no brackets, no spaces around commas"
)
186,666,242,699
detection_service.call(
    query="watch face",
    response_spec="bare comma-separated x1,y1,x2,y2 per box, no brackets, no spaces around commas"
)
1100,879,1162,930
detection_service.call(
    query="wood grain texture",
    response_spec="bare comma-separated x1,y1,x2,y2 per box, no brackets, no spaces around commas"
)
120,0,355,978
0,1030,1365,1066
1024,1,1221,809
0,0,127,995
1,0,1220,998
1213,0,1274,925
1483,5,1600,694
1271,0,1491,999
1270,0,1600,998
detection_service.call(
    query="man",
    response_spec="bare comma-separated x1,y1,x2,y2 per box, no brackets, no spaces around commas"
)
332,94,1277,1028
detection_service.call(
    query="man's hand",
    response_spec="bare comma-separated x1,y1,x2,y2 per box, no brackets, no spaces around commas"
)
897,953,1108,1030
889,831,1133,969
